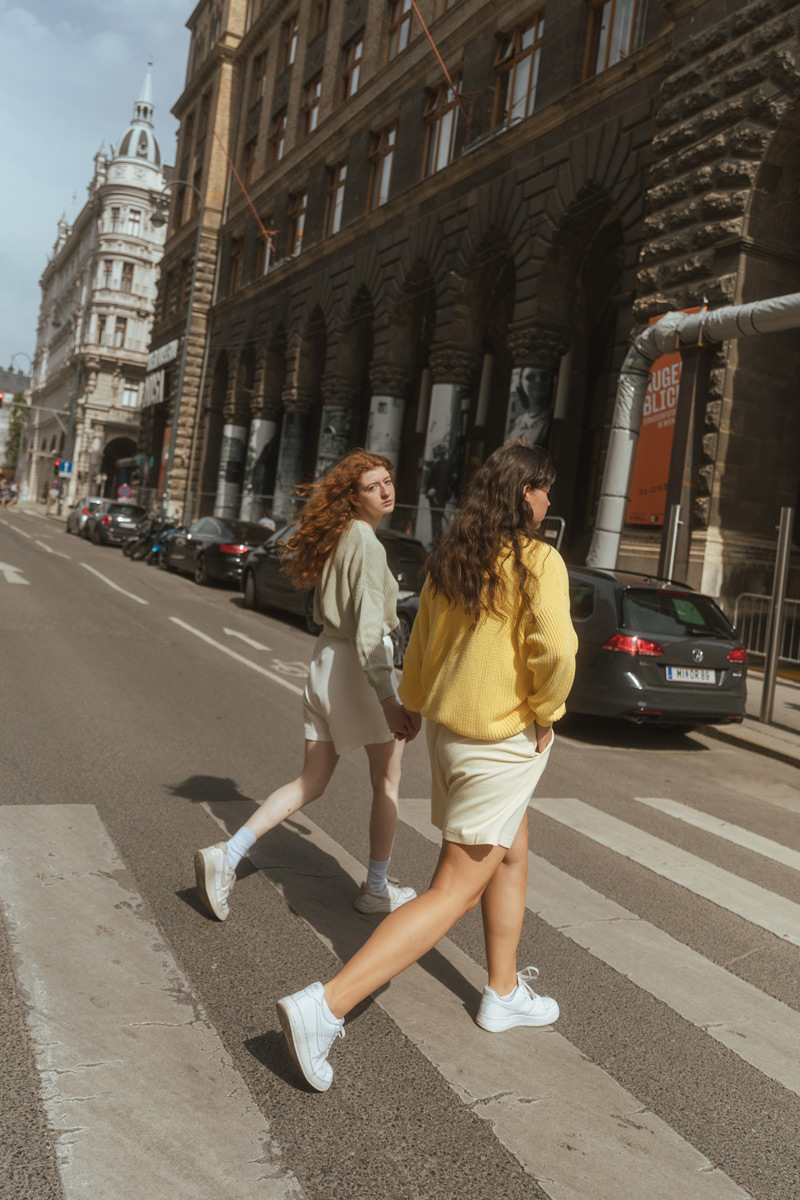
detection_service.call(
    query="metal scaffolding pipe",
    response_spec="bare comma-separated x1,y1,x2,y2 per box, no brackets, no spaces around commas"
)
586,291,800,570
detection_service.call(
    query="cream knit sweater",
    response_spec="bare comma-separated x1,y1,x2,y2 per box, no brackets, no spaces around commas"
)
313,520,399,701
398,540,577,739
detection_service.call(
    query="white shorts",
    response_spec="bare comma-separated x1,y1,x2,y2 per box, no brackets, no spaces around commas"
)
303,634,396,755
426,719,554,848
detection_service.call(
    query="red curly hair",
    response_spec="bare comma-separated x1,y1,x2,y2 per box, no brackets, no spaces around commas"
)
281,448,394,588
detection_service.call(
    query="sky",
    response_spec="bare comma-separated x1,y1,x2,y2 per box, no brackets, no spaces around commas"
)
0,0,192,374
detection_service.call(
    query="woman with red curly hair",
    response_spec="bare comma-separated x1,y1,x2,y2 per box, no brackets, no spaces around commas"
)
194,449,419,923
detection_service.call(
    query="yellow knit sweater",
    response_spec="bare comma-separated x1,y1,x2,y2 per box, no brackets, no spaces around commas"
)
398,540,577,740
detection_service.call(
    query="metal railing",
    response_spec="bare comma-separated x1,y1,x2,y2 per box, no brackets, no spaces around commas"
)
732,592,800,665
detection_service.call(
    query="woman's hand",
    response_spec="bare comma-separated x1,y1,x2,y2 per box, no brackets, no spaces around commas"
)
381,697,421,742
534,722,553,754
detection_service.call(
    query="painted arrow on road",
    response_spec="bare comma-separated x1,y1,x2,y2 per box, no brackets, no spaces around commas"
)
0,562,29,585
223,627,271,651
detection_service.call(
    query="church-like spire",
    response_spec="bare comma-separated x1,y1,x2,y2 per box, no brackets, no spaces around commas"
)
134,62,154,126
113,63,161,168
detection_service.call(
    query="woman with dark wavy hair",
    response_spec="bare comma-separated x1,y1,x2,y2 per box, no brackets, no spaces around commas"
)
277,442,577,1091
194,449,418,923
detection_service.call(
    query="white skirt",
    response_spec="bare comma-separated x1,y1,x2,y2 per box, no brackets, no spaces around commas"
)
303,634,396,755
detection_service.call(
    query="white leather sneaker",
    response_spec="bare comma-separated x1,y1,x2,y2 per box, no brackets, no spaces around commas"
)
277,982,345,1092
353,880,417,914
476,966,559,1032
194,842,236,921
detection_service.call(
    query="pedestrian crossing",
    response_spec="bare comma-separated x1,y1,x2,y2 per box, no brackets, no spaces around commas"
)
1,781,798,1200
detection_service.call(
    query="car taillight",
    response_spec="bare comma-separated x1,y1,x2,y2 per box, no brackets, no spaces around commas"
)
81,507,90,515
219,543,249,555
101,515,112,526
602,632,664,657
727,647,748,663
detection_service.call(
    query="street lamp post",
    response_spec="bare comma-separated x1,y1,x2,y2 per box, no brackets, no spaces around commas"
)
150,181,205,518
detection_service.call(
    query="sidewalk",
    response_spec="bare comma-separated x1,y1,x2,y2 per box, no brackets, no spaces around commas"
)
701,669,800,770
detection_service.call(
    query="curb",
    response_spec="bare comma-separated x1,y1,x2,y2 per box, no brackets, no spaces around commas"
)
700,723,800,770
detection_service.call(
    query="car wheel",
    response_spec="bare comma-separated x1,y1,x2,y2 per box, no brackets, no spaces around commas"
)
392,613,413,669
91,526,101,545
243,570,259,610
194,554,208,586
304,593,322,635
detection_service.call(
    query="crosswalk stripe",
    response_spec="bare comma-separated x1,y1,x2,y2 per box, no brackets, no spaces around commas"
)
202,799,750,1198
530,796,800,948
0,806,302,1200
401,799,800,1097
634,796,800,873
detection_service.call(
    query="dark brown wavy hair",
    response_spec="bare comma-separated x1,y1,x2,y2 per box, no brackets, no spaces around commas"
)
281,448,394,587
426,442,556,627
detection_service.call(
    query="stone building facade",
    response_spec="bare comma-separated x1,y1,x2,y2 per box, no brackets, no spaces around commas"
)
144,0,800,601
22,69,168,505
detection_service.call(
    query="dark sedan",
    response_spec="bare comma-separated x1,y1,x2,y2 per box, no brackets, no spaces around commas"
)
84,501,146,546
242,524,427,634
566,567,747,729
161,516,273,586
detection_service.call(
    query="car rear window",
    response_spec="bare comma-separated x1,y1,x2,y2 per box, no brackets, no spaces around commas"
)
569,583,595,621
109,504,145,517
622,589,735,638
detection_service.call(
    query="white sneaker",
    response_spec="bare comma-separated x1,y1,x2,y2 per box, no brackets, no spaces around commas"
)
276,982,345,1092
353,880,417,914
194,842,236,920
476,966,559,1032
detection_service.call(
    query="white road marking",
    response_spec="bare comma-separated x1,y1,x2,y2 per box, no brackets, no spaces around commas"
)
80,562,148,605
401,799,800,1097
0,806,302,1200
34,538,70,560
201,801,749,1200
0,561,29,585
635,795,800,873
0,518,32,539
530,795,800,948
171,618,302,695
223,626,271,651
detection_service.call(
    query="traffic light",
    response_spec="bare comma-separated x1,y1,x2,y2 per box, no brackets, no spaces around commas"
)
54,458,61,476
0,393,5,406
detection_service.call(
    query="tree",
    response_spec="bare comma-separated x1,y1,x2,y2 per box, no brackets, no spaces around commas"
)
5,393,27,468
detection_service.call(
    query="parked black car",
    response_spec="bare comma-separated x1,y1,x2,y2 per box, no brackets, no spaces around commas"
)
566,567,747,729
242,524,428,634
84,501,147,546
160,516,273,585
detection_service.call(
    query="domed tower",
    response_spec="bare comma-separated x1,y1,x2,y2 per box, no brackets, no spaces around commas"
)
109,64,163,181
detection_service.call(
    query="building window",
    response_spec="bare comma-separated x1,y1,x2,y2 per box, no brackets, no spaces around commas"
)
494,13,544,125
255,213,275,275
387,0,412,60
281,14,298,70
368,122,397,210
192,168,203,212
102,260,113,288
121,263,134,293
301,75,322,135
110,207,120,232
127,209,142,236
341,31,364,100
183,112,195,155
288,191,308,255
324,161,347,235
269,109,287,162
96,315,107,345
585,0,641,76
243,137,257,184
312,0,329,37
230,237,244,292
114,317,127,349
198,91,211,138
424,77,461,176
249,51,268,106
122,382,139,408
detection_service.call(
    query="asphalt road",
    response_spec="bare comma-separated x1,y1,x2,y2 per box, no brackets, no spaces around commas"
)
1,506,798,1200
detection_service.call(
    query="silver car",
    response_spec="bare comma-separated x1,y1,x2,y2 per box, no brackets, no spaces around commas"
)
65,496,104,535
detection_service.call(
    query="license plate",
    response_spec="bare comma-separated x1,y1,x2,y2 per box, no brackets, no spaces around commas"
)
666,667,716,684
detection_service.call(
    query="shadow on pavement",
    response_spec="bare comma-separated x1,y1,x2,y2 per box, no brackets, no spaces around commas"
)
558,712,709,752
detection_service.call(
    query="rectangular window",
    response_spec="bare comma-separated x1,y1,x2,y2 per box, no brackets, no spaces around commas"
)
183,112,195,154
269,108,287,163
126,209,142,236
96,315,107,345
121,263,134,293
281,14,298,70
368,121,397,210
113,318,127,349
494,13,544,126
424,77,461,176
301,75,322,135
288,191,308,256
249,51,268,106
198,91,211,138
122,383,139,408
341,31,364,100
192,168,203,212
312,0,329,37
243,137,257,184
585,0,641,77
230,237,244,292
102,260,113,288
387,0,412,60
255,213,275,275
324,161,347,235
110,207,120,232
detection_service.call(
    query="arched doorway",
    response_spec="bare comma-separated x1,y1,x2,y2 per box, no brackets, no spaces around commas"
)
101,436,138,498
240,326,286,523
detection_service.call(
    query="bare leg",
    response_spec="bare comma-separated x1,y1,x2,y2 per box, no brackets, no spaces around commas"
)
243,739,339,840
324,839,507,1018
363,738,404,862
480,818,529,996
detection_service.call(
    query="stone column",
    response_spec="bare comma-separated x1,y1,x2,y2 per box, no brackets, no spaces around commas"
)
213,357,249,519
504,319,571,448
239,355,282,524
272,384,314,524
416,344,479,545
315,373,358,478
364,363,411,468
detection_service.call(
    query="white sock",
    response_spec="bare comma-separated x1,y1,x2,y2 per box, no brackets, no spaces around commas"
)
366,858,390,894
226,826,257,870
